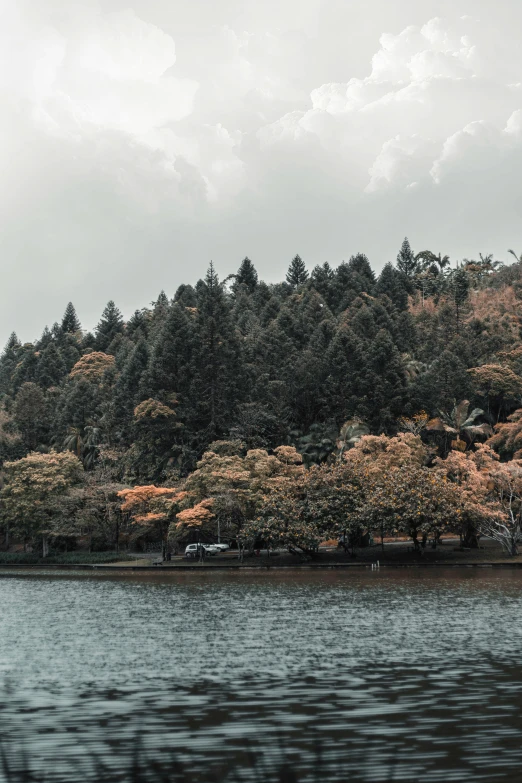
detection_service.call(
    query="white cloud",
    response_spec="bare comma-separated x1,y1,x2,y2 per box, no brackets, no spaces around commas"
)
3,2,522,342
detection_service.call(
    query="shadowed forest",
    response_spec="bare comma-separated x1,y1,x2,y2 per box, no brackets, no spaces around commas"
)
2,240,522,558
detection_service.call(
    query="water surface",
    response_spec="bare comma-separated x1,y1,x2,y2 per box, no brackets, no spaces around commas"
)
1,568,521,782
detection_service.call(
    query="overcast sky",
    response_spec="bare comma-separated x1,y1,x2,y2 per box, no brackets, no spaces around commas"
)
2,0,522,343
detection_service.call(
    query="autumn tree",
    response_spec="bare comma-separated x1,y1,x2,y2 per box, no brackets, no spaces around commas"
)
0,451,84,556
487,409,522,460
118,484,187,558
174,445,306,548
468,364,522,421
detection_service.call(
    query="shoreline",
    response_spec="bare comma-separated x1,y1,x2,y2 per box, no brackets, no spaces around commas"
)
2,561,522,571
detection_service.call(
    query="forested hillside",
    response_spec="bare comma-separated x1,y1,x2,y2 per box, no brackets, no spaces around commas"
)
2,240,522,557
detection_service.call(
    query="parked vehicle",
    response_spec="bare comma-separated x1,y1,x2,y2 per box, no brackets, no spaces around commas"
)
184,543,218,559
212,543,230,551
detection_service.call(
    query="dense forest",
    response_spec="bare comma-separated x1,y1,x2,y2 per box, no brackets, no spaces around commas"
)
2,239,522,558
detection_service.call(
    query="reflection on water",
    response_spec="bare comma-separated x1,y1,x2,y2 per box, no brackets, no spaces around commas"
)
1,569,522,781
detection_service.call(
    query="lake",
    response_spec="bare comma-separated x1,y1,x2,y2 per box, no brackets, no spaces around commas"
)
1,568,522,782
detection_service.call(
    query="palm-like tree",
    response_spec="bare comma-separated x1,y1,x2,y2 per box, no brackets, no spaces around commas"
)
426,400,492,450
415,251,451,274
63,424,101,469
508,249,522,263
336,419,370,462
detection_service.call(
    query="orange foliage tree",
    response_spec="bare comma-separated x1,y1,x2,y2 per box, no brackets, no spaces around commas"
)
436,444,522,554
118,485,187,557
172,444,306,547
69,352,115,382
468,364,522,420
344,433,460,548
487,409,522,460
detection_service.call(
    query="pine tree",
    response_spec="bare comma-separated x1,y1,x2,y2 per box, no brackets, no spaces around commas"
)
95,301,124,352
0,333,21,394
286,255,308,288
174,284,197,307
37,327,53,350
234,257,258,294
35,343,67,388
451,267,470,335
359,329,406,432
61,302,81,334
347,254,376,288
411,349,471,413
192,262,242,439
109,338,150,441
324,325,364,422
310,262,335,303
375,263,409,311
396,237,419,277
126,310,147,341
144,304,194,402
148,291,171,341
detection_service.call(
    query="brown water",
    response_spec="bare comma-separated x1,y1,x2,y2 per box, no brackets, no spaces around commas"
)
1,568,522,782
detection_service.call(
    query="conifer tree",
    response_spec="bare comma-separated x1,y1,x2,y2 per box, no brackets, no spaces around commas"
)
286,255,308,288
109,338,150,441
451,267,470,334
324,325,364,422
359,329,407,432
0,333,21,394
193,262,242,438
61,302,81,334
347,254,376,288
375,263,409,311
35,343,67,388
234,257,258,294
396,237,419,277
144,304,194,403
126,310,147,341
95,301,124,352
174,284,197,307
310,262,335,303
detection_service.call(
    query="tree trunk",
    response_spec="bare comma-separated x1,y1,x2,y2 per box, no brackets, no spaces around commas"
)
42,534,49,559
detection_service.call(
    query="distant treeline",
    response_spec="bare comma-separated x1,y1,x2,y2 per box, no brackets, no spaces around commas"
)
2,240,522,556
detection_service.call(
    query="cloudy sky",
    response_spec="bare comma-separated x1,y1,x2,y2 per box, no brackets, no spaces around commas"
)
2,0,522,343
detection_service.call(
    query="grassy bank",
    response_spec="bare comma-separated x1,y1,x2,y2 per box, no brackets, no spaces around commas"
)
0,551,140,565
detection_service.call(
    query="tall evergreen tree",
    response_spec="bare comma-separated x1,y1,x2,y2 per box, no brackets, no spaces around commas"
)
347,254,376,287
234,257,258,294
95,301,124,352
143,304,194,403
375,263,409,311
174,284,197,308
35,343,67,388
192,262,242,438
396,237,419,277
61,302,81,334
451,267,470,334
286,255,308,288
0,333,21,394
310,262,335,303
109,338,150,441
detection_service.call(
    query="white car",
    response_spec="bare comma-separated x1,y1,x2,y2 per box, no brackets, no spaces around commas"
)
184,543,218,558
212,543,230,551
